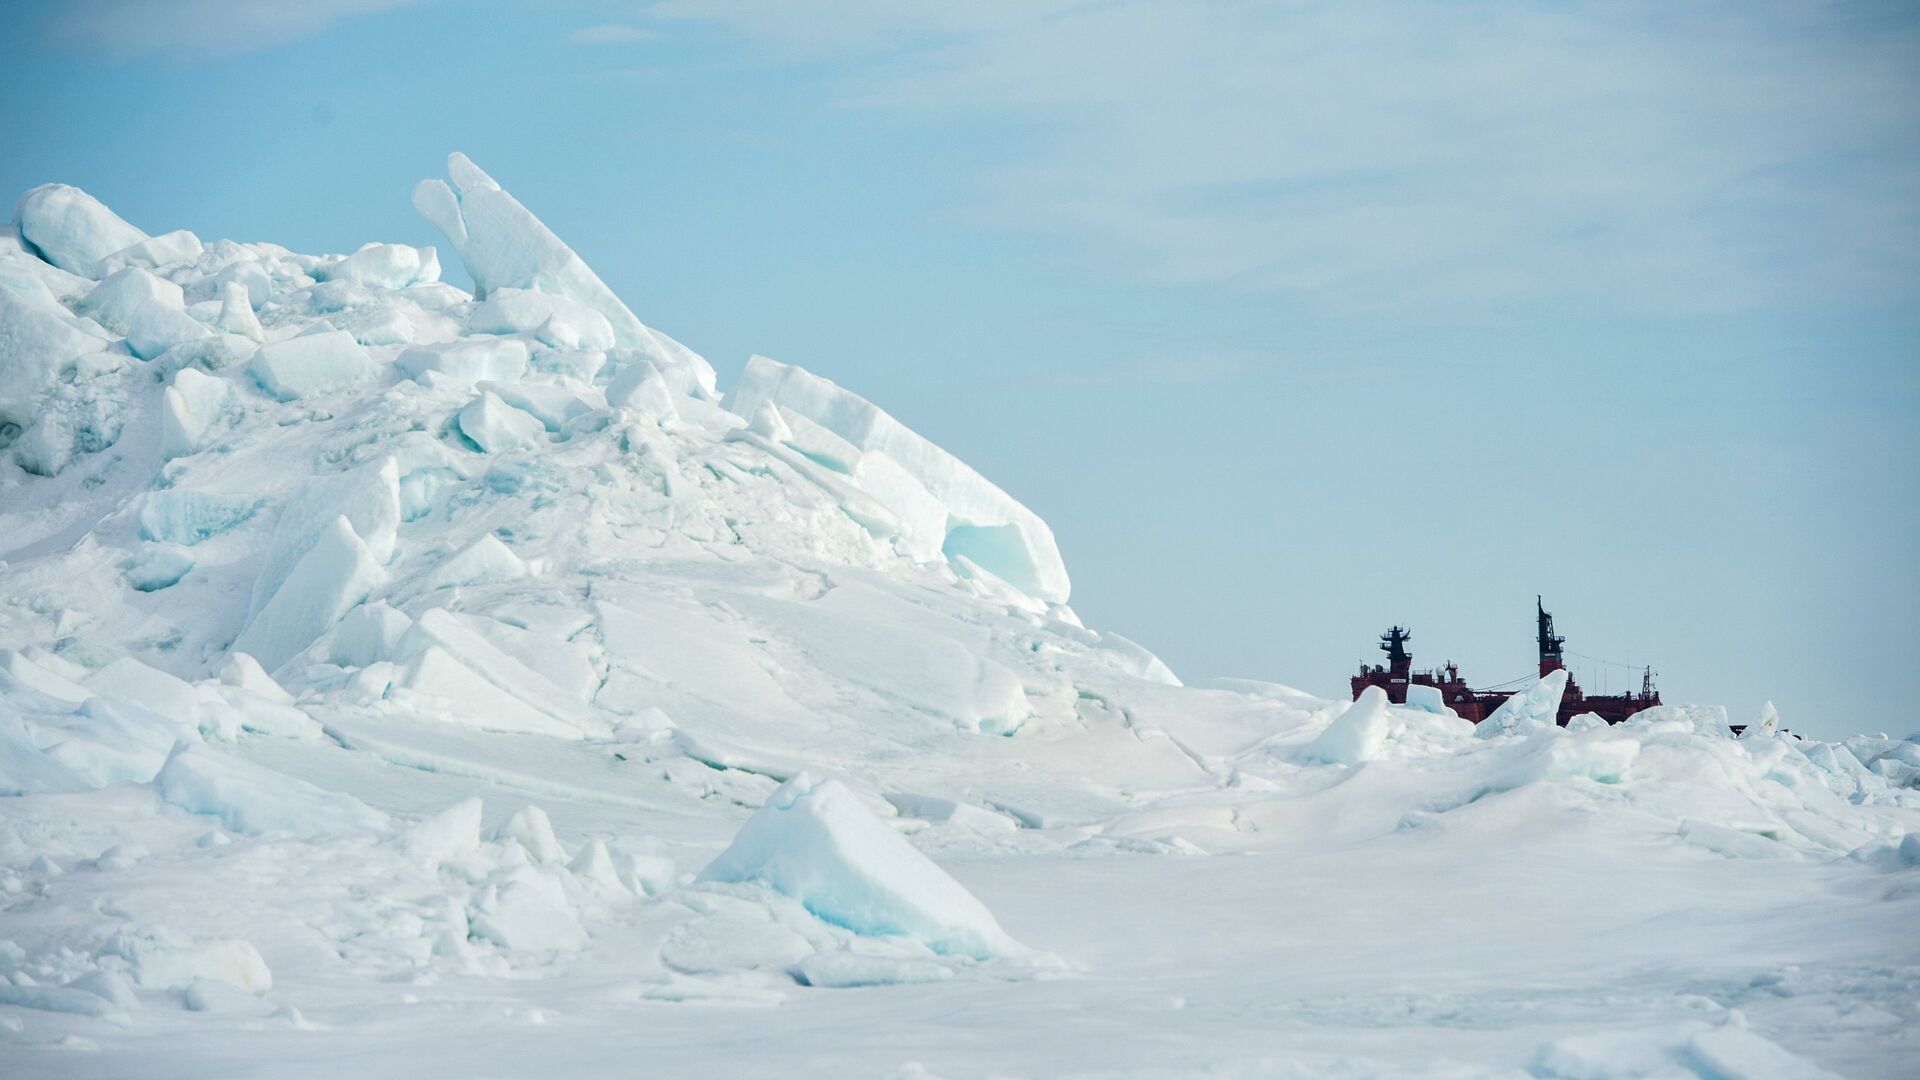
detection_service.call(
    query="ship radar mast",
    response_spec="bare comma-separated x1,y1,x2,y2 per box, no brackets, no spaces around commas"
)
1378,626,1412,664
1536,596,1566,673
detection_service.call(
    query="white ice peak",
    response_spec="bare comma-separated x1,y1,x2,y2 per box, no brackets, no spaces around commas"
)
412,152,716,398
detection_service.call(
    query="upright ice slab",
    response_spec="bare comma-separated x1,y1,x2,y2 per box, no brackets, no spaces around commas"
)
1742,701,1781,739
412,153,715,396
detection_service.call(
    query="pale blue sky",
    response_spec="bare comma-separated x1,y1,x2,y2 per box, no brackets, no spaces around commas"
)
8,1,1917,738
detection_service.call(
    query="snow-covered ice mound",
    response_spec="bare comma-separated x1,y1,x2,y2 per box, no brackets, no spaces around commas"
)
2,154,1916,1078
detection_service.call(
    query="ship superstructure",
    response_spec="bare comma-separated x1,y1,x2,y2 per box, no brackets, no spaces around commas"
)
1351,598,1659,725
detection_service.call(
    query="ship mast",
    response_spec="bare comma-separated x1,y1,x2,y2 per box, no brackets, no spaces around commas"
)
1536,596,1566,676
1378,626,1412,665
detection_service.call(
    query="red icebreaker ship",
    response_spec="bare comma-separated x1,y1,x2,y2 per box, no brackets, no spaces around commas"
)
1350,598,1660,726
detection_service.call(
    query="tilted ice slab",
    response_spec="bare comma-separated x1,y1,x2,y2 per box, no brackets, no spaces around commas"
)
13,183,149,277
725,354,1072,604
698,773,1023,960
1302,685,1392,764
1475,668,1569,738
412,152,716,397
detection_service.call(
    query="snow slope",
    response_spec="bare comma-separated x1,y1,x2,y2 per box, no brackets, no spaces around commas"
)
1,155,1916,1079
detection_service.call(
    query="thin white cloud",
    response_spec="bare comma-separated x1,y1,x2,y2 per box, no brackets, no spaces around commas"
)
653,0,1920,315
47,0,420,57
570,22,658,45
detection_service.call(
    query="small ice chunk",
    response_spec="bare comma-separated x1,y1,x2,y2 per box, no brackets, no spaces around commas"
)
389,608,588,735
698,773,1021,959
92,842,149,872
0,648,93,703
397,337,530,386
469,868,589,953
107,929,273,994
495,804,566,865
0,289,115,440
568,839,630,896
185,977,266,1014
401,797,483,867
155,741,387,839
217,652,295,705
0,286,115,381
138,489,260,545
317,243,440,289
530,347,606,383
0,983,129,1023
1628,703,1733,738
606,359,679,422
1513,732,1640,784
612,845,677,896
75,267,184,335
206,684,321,740
458,391,545,453
1565,712,1608,733
125,299,211,360
231,515,386,672
122,545,193,592
1741,701,1780,739
68,970,140,1014
0,697,181,792
1303,687,1391,764
96,229,203,276
160,366,232,458
86,657,207,731
214,260,272,309
405,533,528,595
214,280,263,341
466,287,615,351
337,301,416,346
885,793,1019,834
746,399,792,441
249,329,377,400
328,602,413,667
1476,669,1569,739
1402,684,1454,717
476,380,592,431
14,183,148,277
1678,819,1797,860
393,645,581,736
248,456,399,619
792,953,955,988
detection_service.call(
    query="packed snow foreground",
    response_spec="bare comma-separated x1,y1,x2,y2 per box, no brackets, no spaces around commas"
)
0,156,1914,1079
